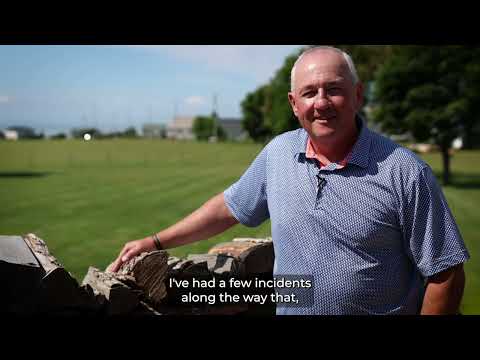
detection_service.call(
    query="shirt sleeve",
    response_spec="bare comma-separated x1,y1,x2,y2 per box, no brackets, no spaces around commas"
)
401,165,470,278
223,146,270,227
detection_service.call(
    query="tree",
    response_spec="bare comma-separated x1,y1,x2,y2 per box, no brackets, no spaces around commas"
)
50,132,66,139
193,115,226,141
461,51,480,149
7,126,40,139
71,127,102,139
336,45,393,114
123,126,137,138
241,84,272,142
160,125,167,139
269,51,304,136
216,124,227,141
336,46,393,84
239,47,306,141
372,46,480,185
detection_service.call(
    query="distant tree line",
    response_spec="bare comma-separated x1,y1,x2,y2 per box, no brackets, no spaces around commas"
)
70,127,138,139
1,126,141,140
193,114,227,141
4,126,44,139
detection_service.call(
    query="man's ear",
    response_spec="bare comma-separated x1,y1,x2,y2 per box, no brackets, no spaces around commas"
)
288,92,298,117
354,82,364,112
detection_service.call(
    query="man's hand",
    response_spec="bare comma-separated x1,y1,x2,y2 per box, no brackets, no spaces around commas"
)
106,237,155,273
421,264,466,315
106,192,238,273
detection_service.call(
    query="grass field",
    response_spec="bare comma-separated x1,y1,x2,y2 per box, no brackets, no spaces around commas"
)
0,139,478,314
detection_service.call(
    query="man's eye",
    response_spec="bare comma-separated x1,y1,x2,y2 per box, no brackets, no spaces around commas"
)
327,87,341,94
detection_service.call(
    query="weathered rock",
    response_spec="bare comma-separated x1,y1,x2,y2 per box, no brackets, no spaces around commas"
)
82,266,141,315
167,256,182,269
186,253,242,277
208,238,274,275
23,233,64,273
168,258,210,278
22,233,99,314
0,235,44,313
232,237,272,244
2,233,276,316
115,250,169,306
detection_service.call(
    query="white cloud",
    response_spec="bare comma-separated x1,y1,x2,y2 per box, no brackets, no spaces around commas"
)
0,95,10,103
125,45,305,84
184,95,206,106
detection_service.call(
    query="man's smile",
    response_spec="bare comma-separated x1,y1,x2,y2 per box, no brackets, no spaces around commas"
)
313,115,336,122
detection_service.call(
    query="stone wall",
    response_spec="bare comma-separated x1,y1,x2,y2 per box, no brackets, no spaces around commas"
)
1,234,275,315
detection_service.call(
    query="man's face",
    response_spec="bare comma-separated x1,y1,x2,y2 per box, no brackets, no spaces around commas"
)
288,50,363,142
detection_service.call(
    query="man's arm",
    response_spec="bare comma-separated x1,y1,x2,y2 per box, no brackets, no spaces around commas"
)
107,192,239,272
420,264,466,315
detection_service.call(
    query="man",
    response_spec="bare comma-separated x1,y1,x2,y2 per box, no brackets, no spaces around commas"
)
109,46,469,315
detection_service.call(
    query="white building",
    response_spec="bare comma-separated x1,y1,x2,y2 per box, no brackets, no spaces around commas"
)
166,116,195,140
164,116,248,141
0,130,18,140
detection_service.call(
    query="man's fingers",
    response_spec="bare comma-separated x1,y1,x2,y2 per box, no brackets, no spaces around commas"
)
107,257,122,273
107,246,131,272
107,242,142,273
121,248,137,263
106,262,115,273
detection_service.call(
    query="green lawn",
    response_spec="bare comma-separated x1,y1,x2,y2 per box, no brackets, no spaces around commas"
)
0,139,271,279
0,139,478,314
420,150,480,314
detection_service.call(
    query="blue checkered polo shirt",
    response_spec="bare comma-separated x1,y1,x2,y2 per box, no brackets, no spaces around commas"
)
224,119,470,315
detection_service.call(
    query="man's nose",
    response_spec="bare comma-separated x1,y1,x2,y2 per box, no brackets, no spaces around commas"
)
313,90,329,110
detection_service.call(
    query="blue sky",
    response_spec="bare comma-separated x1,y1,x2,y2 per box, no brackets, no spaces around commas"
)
0,45,304,135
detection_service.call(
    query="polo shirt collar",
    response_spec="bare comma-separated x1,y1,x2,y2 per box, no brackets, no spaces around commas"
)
294,115,372,169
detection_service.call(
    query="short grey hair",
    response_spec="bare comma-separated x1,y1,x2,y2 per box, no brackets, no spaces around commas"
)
290,46,359,92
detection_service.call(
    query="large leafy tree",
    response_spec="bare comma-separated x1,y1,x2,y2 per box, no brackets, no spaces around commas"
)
269,50,304,136
193,116,215,141
372,46,480,185
240,84,272,142
338,45,393,84
240,48,306,141
336,45,393,113
193,115,226,141
462,53,480,149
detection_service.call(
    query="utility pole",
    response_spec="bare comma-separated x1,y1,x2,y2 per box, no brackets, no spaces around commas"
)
148,103,153,123
212,93,218,141
92,102,98,130
173,99,178,120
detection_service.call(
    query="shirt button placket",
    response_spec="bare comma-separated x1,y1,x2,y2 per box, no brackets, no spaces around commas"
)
315,164,337,210
315,171,327,210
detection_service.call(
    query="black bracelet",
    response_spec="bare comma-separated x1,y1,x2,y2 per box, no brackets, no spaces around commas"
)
152,233,163,250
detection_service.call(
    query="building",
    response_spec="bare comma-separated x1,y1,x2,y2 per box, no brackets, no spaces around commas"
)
164,115,247,141
0,129,18,140
142,123,165,138
218,118,247,141
166,116,195,140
